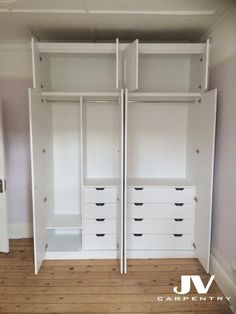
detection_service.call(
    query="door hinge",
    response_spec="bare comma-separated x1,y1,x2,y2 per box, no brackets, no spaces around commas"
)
192,242,196,249
45,243,48,250
0,179,5,193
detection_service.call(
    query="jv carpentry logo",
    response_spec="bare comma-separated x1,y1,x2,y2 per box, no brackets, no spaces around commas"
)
156,275,231,302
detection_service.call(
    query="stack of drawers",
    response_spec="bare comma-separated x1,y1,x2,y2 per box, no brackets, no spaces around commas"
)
127,186,195,250
83,187,117,250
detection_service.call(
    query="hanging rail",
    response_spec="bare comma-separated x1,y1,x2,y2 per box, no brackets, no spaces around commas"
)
45,99,119,103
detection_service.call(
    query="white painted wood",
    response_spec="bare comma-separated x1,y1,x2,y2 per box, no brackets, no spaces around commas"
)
52,103,81,215
127,219,194,234
84,219,116,234
123,89,128,273
84,187,117,203
84,178,119,187
124,40,139,91
127,178,195,187
128,92,201,102
126,250,194,259
84,204,117,219
45,250,118,259
202,39,210,91
47,214,82,230
42,92,120,99
79,96,84,248
127,203,194,219
116,39,119,89
127,234,194,250
38,42,205,55
31,38,41,90
47,232,82,252
0,101,9,253
186,89,217,272
118,89,124,273
84,101,120,179
29,88,53,274
127,101,188,178
84,234,117,250
128,187,195,203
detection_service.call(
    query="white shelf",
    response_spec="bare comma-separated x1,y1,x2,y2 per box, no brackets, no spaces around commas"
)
41,91,120,101
127,178,195,187
84,178,119,187
47,214,82,230
47,233,82,253
128,92,201,102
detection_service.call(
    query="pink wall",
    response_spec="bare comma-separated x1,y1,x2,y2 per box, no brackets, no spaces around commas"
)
0,78,32,224
209,56,236,273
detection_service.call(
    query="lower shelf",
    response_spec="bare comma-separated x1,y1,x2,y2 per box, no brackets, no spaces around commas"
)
47,233,82,252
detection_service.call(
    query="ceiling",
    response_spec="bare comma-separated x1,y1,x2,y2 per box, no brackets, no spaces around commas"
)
0,0,234,42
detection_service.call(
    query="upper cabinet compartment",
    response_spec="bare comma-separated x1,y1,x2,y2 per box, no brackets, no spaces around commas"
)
31,38,120,93
123,39,209,93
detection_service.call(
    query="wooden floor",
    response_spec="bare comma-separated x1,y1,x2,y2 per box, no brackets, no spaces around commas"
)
0,239,232,313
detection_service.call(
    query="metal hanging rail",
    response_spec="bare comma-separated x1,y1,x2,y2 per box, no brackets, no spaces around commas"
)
128,100,195,103
45,99,119,103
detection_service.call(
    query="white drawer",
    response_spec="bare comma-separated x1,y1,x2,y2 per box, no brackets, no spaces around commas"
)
127,203,194,219
84,234,116,250
127,234,193,250
127,218,194,234
84,203,117,219
84,219,116,234
84,187,117,203
128,187,195,203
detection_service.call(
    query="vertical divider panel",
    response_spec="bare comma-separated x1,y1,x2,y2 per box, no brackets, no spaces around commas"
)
116,39,119,90
31,38,41,90
123,89,128,273
202,39,210,92
80,96,84,249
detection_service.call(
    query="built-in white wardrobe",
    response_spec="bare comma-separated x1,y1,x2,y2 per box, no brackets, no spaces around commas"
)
29,38,217,274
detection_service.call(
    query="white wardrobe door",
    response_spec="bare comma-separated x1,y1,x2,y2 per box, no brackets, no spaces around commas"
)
123,40,139,92
0,101,9,253
118,89,124,273
29,89,52,274
188,89,217,272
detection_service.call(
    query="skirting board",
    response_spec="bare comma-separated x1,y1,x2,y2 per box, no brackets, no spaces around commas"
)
8,223,33,239
210,253,236,313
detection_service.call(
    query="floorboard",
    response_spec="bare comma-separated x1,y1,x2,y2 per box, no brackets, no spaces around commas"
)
0,239,233,313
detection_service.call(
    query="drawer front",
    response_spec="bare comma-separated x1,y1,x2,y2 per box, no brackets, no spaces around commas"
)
127,219,194,234
84,203,117,219
84,187,117,203
127,203,194,219
84,219,116,234
84,234,116,250
127,234,193,250
128,187,195,203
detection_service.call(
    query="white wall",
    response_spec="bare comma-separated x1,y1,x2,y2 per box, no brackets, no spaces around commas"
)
201,3,236,312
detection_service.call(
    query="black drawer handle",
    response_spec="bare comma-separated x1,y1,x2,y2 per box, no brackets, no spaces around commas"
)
134,218,143,221
96,234,105,237
175,203,184,206
96,218,105,222
96,187,105,191
174,219,183,222
173,234,183,237
95,203,105,206
175,188,184,191
134,187,143,190
134,203,143,206
134,233,143,237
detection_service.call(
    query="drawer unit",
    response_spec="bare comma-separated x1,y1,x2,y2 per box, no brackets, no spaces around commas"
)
84,234,116,250
84,203,117,219
128,187,195,203
84,187,117,203
127,203,194,219
127,234,193,250
127,218,194,234
84,219,116,234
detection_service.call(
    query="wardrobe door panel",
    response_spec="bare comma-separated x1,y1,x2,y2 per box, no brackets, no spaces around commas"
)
123,40,139,91
29,89,52,274
187,89,217,272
